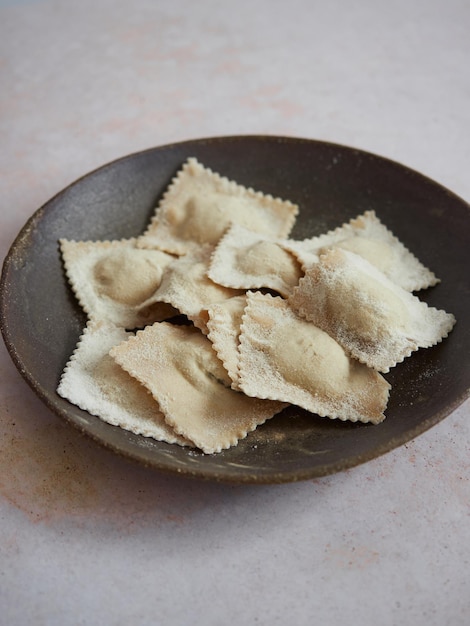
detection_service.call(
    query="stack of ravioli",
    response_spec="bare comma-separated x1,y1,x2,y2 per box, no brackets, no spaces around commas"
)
57,158,456,454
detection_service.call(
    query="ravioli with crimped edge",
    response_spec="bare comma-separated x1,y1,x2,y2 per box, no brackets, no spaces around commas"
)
57,158,455,453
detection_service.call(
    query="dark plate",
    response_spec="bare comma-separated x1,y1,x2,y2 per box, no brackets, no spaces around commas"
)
1,136,469,483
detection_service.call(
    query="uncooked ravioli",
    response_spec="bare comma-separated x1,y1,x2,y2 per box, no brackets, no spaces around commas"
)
282,210,439,291
208,222,303,297
59,238,176,328
136,157,299,254
289,248,456,372
238,291,390,424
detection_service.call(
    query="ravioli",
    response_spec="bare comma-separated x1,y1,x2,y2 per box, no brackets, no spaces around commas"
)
208,223,303,297
238,292,390,423
136,157,299,254
110,322,285,454
282,210,439,291
289,248,456,372
59,238,177,328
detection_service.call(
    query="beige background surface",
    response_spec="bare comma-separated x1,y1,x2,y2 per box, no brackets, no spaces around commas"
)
1,1,469,624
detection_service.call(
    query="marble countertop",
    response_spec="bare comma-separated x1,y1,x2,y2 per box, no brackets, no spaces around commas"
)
1,1,469,624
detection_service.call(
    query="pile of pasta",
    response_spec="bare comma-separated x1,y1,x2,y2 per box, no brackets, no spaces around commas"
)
57,157,456,454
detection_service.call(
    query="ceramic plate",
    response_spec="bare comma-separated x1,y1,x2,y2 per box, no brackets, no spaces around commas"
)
1,136,469,483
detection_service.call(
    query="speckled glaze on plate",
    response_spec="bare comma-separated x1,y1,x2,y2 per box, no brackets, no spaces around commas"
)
1,136,469,483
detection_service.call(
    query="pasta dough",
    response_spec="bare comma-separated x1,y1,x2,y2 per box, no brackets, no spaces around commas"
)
282,210,439,291
204,295,248,390
137,157,299,254
289,248,456,372
208,223,303,297
59,238,177,328
238,292,390,424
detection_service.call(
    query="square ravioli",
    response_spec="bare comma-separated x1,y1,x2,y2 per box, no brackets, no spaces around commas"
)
238,291,390,424
57,320,189,446
137,157,299,255
289,248,456,372
110,322,286,454
59,238,177,328
208,223,303,297
282,210,439,291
